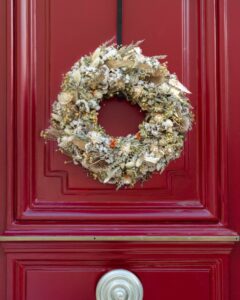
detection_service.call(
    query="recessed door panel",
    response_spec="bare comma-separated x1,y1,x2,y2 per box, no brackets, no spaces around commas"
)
4,0,227,231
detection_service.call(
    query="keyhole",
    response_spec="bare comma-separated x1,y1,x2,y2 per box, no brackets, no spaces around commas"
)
98,96,145,137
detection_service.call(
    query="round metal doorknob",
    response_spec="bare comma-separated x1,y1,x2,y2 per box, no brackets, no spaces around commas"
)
96,269,143,300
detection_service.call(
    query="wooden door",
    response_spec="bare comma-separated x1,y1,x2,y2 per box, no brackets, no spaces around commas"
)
1,0,240,299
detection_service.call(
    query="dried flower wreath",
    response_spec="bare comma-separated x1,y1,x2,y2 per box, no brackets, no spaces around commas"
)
41,41,193,188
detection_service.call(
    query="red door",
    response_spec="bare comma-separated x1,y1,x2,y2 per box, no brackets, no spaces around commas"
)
1,0,240,299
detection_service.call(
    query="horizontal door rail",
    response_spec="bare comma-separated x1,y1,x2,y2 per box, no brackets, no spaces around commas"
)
0,235,239,242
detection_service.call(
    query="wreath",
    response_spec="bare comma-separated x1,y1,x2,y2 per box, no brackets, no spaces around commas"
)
41,41,193,188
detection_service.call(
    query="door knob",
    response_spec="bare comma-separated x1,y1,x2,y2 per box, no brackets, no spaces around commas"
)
96,269,143,300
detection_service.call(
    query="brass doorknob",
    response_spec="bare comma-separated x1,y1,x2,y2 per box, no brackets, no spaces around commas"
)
96,269,143,300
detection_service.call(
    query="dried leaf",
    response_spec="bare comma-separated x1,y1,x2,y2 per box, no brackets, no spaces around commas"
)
41,128,62,140
169,78,191,94
138,63,154,73
106,59,135,69
72,138,86,150
89,73,105,89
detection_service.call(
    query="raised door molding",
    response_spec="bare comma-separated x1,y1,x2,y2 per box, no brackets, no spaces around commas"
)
0,241,233,300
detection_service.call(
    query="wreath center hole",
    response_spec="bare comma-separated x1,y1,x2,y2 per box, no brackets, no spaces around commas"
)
98,96,145,137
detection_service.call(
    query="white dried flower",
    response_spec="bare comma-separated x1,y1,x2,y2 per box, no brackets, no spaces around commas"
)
150,144,159,153
103,48,118,60
136,157,144,167
159,82,170,94
122,175,132,185
162,119,173,130
93,90,103,99
154,114,163,123
104,167,120,183
144,154,160,164
125,161,135,168
58,136,73,148
169,78,191,94
87,131,103,144
181,117,191,132
76,99,90,112
71,70,81,84
91,57,101,67
51,113,62,122
132,86,143,98
120,143,131,154
89,100,101,111
58,92,73,105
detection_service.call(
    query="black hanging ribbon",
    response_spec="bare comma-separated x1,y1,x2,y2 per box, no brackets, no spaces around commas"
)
117,0,123,45
116,0,125,100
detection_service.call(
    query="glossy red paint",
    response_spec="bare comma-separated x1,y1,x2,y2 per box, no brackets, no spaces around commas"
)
0,242,233,300
0,0,240,299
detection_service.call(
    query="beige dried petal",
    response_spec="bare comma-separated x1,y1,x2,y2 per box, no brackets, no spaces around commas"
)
89,74,105,89
120,142,131,154
41,128,62,140
71,70,81,84
58,92,73,105
153,114,164,123
149,70,164,84
90,159,109,170
93,90,103,99
136,157,144,167
125,161,135,168
138,63,154,73
91,47,101,62
144,155,160,164
169,78,191,94
155,55,167,60
132,86,143,98
51,113,62,122
103,167,120,183
179,117,191,132
106,59,135,69
72,138,86,150
116,80,125,89
149,67,169,84
122,175,132,185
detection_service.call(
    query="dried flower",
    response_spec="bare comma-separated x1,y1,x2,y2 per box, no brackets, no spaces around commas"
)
135,132,141,140
58,92,73,105
109,138,117,148
71,70,81,84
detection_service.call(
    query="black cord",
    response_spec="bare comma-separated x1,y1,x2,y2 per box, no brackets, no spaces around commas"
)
116,0,124,100
117,0,123,45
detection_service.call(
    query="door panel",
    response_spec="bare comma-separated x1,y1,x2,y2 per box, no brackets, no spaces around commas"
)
2,0,235,236
2,242,231,300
